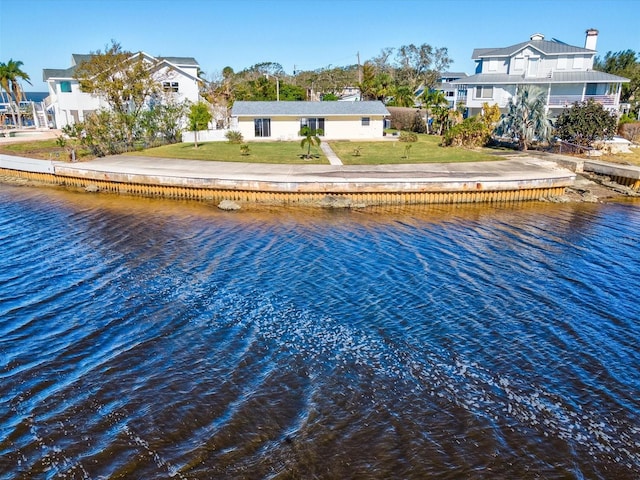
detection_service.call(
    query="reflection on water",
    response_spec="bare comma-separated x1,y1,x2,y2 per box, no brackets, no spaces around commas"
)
1,185,639,479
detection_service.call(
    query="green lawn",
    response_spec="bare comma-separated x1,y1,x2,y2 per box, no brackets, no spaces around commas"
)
130,141,328,164
0,138,82,161
329,135,498,165
1,135,503,165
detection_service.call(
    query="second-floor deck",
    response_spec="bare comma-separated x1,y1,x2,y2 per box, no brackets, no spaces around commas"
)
466,92,619,109
547,94,618,107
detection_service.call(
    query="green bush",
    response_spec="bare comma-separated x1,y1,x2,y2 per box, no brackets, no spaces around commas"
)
555,99,617,147
398,131,418,142
225,130,244,144
443,116,490,148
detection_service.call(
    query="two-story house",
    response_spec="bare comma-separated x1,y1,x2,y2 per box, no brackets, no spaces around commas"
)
415,72,469,110
452,29,629,117
43,52,203,129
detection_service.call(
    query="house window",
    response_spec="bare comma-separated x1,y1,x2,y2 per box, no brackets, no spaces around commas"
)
513,57,524,72
254,118,271,137
300,117,325,135
162,81,179,92
475,86,493,99
557,57,567,69
573,56,584,69
361,117,370,126
526,57,539,77
60,81,72,93
586,83,598,95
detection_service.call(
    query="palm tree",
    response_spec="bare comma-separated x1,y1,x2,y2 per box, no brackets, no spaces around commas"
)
299,125,322,159
0,62,14,125
0,59,32,127
495,85,552,151
421,90,448,134
388,85,415,107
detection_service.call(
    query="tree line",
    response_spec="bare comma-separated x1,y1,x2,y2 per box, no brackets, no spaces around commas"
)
2,40,638,156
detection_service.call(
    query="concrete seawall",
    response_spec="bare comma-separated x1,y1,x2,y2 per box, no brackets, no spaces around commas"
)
1,153,578,206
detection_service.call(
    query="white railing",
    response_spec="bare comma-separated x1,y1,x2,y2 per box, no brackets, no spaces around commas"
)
548,94,617,106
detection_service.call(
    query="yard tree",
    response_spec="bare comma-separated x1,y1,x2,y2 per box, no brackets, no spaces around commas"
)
480,102,501,129
74,41,161,147
554,99,617,148
188,102,212,148
395,43,451,91
421,90,448,133
294,65,358,99
388,85,415,107
299,125,322,159
358,63,379,101
140,99,189,144
495,85,552,150
205,66,236,107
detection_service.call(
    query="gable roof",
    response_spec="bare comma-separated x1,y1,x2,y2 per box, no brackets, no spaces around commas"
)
231,101,389,117
43,52,200,81
472,39,594,59
158,56,199,67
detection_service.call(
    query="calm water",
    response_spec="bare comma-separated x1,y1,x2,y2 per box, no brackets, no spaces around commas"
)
0,185,639,479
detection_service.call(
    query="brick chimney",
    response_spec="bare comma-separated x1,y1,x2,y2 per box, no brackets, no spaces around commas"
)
585,28,598,50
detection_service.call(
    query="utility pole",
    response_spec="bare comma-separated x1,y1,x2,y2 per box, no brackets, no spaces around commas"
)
357,52,362,84
264,73,280,101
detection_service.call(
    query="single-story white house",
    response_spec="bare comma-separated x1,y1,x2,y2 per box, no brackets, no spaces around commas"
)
230,101,389,141
43,52,203,129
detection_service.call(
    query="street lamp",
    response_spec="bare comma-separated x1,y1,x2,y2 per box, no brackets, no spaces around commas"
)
264,74,280,102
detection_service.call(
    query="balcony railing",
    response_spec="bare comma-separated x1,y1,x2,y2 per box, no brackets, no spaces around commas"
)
547,94,617,107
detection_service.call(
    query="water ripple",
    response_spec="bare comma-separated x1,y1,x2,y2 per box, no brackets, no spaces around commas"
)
0,187,639,478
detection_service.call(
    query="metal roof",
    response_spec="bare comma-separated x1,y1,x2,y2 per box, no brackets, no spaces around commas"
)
472,39,594,59
231,101,390,117
43,53,199,81
42,67,76,81
159,57,199,66
440,72,468,79
451,71,630,85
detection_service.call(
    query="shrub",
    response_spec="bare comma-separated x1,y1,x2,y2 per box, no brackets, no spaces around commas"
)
225,130,244,144
398,131,418,143
388,107,428,133
443,116,491,148
619,122,640,142
555,99,617,147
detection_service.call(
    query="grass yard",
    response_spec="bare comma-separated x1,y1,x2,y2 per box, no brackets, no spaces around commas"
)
598,146,640,166
8,134,636,167
329,135,498,165
0,138,88,161
131,141,328,164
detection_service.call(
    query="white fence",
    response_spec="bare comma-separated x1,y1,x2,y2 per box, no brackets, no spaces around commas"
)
182,129,229,143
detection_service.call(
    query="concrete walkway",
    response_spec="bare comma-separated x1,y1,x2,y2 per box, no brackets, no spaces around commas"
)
320,142,343,165
48,154,576,194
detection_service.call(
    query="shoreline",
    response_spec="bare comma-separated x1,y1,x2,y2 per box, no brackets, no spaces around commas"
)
1,145,638,207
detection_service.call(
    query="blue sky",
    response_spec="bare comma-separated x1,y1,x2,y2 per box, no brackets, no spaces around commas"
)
1,0,638,92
